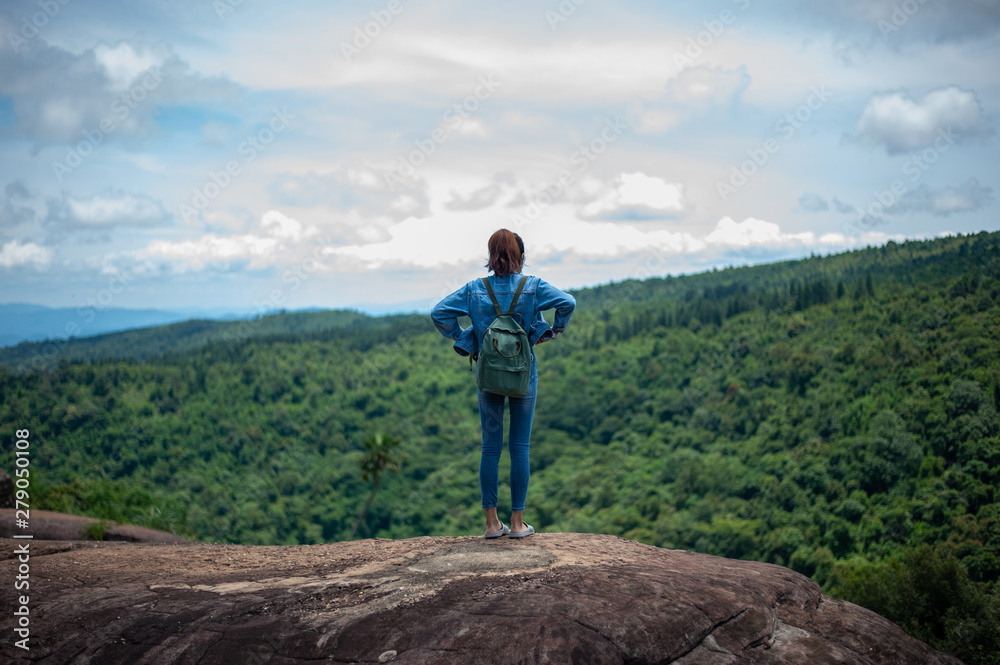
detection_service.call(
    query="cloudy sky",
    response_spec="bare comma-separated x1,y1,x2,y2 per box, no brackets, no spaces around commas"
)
0,0,997,316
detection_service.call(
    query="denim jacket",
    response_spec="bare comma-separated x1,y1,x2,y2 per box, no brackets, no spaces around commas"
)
431,274,576,366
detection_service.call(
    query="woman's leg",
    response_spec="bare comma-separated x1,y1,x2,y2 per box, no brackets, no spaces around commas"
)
477,389,506,534
507,373,537,533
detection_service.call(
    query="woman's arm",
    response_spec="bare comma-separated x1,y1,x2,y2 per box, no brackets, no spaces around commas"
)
430,282,470,341
535,279,576,332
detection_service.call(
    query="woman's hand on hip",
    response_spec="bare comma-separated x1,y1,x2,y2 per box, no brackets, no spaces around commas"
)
536,330,559,345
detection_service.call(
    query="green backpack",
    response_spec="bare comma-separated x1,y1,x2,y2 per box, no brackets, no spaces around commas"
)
476,276,531,397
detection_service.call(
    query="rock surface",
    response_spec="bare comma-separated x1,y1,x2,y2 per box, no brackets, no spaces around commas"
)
0,532,962,664
0,508,188,543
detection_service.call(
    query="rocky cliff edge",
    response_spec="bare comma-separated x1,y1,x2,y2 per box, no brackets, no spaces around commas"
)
0,532,963,664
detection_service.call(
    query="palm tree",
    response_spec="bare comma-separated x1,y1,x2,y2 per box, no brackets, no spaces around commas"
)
349,432,405,539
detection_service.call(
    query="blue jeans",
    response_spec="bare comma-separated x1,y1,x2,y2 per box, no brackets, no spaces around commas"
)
477,369,537,512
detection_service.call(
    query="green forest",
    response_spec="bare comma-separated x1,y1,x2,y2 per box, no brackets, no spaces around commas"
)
2,231,999,664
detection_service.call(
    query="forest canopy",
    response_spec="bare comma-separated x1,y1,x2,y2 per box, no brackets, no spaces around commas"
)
2,231,999,664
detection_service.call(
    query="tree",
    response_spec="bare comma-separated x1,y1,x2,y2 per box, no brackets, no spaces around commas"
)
350,432,406,539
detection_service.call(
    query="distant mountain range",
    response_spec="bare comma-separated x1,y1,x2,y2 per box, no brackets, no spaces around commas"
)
0,303,253,348
0,305,422,371
0,302,416,350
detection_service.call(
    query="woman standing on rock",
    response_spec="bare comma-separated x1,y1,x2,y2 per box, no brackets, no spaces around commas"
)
431,229,576,539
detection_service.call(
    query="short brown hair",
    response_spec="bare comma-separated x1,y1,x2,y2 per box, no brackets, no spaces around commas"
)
486,229,524,276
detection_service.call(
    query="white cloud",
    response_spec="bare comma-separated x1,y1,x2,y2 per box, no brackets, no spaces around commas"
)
530,218,704,257
665,66,750,105
335,211,704,269
704,217,817,248
0,181,42,231
138,210,317,270
819,232,848,244
93,42,162,93
347,168,381,189
819,230,905,247
145,234,279,268
270,169,430,222
446,184,504,211
1,3,996,311
498,111,554,133
0,28,240,144
582,172,685,218
883,179,993,216
260,210,305,241
328,215,488,268
59,191,169,227
0,240,52,269
617,173,684,210
630,107,683,134
805,0,1000,46
453,118,489,138
202,208,253,232
855,86,992,154
630,66,750,133
327,32,675,103
330,209,860,270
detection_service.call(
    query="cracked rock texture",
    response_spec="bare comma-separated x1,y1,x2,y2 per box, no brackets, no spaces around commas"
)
0,532,963,664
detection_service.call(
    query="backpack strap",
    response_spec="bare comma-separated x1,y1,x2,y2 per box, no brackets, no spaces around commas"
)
509,276,528,315
482,275,529,316
481,278,503,316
